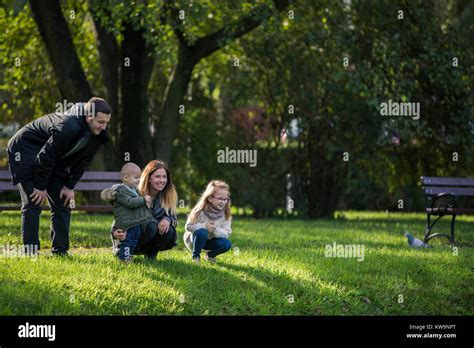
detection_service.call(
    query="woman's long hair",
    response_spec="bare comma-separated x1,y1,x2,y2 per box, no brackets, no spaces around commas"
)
188,180,231,223
138,160,177,214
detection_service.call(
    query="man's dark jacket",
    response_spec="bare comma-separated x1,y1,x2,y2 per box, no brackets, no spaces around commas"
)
6,103,108,191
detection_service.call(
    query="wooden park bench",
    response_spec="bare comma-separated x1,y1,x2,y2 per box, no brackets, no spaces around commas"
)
0,170,121,213
421,176,474,245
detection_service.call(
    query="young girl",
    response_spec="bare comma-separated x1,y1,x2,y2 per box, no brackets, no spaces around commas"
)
184,180,232,263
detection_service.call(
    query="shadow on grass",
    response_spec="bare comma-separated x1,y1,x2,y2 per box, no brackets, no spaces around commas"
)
0,277,116,315
136,256,325,315
47,253,317,314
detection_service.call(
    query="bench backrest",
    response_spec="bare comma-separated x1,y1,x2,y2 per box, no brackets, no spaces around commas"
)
0,170,121,192
421,176,474,196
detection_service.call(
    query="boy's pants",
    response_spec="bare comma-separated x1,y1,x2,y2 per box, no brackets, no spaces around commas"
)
118,224,141,260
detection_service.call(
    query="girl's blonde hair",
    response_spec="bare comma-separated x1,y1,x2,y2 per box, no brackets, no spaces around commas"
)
188,180,231,223
138,160,177,214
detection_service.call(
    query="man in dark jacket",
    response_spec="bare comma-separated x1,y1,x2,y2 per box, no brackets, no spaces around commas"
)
6,97,112,256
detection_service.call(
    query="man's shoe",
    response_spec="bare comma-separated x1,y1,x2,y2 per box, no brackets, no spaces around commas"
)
51,251,70,257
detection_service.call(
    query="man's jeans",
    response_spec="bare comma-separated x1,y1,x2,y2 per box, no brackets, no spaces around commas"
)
192,228,232,259
17,178,71,254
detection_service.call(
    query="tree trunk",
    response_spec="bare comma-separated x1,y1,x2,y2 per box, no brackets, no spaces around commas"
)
306,158,343,218
90,4,121,170
155,43,195,164
119,22,155,168
29,0,92,102
305,123,345,218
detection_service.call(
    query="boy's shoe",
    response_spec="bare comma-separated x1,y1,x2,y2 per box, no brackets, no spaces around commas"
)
192,257,200,263
144,253,158,261
120,256,133,264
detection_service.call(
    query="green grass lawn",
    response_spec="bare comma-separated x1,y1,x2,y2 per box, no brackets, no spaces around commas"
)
0,211,472,315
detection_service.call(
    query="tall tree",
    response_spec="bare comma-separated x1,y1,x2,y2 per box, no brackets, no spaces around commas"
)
29,0,92,102
28,0,291,167
155,0,290,163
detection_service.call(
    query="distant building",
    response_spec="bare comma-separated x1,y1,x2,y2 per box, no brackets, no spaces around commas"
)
230,106,300,143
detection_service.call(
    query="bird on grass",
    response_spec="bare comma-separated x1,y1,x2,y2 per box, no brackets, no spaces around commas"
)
404,231,432,248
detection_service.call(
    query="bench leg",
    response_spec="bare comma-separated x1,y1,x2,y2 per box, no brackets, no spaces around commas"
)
450,214,456,245
424,213,444,242
424,213,431,242
424,213,451,244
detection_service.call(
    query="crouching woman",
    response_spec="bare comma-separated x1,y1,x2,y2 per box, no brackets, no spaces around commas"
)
111,160,178,260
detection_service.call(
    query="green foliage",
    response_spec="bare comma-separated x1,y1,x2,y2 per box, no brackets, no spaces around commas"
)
0,4,60,123
0,0,105,123
195,0,474,215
